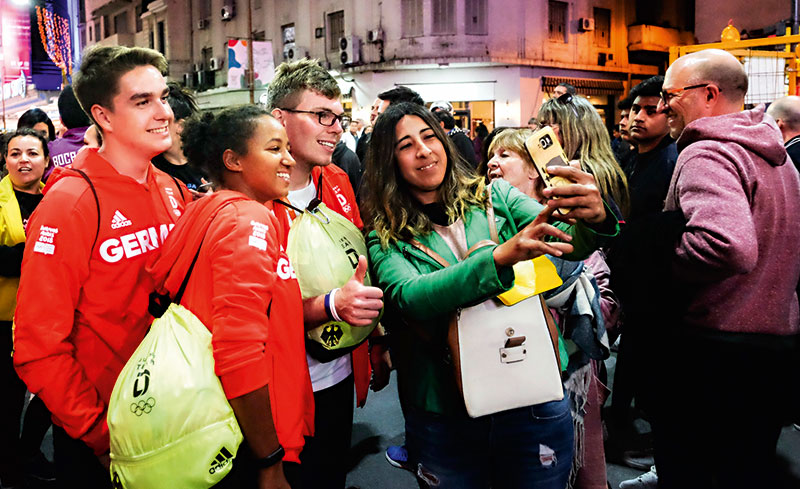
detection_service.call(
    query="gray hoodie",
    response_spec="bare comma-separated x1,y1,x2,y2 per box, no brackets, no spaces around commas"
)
664,106,800,335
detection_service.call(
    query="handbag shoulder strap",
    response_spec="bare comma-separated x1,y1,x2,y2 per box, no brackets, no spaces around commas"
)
539,295,562,370
485,182,499,243
409,239,451,267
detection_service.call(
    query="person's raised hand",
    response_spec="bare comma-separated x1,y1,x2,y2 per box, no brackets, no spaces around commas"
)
542,161,606,224
335,256,384,326
492,204,574,267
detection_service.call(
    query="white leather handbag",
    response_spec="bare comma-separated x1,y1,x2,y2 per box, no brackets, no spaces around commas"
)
450,293,564,417
408,187,564,418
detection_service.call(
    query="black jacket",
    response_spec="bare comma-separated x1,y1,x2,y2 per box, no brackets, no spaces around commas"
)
785,135,800,174
607,135,681,319
450,131,478,170
333,142,363,196
356,132,371,163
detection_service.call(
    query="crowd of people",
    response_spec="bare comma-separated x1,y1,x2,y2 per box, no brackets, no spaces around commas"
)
0,43,798,489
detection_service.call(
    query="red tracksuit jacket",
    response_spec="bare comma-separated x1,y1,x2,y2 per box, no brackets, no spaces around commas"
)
274,164,372,407
148,191,313,463
13,149,187,455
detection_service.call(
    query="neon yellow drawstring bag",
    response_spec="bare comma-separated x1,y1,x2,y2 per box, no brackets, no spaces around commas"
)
286,202,381,362
107,302,243,489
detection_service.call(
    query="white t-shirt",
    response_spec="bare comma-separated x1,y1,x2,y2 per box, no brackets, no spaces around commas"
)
288,180,353,392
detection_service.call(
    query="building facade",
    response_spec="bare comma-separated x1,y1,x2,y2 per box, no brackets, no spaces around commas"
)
80,0,698,130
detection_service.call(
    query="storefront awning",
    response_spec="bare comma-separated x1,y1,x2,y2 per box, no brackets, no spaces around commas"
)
541,76,624,96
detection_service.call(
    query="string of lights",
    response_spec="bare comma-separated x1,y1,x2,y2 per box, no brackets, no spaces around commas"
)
35,5,71,78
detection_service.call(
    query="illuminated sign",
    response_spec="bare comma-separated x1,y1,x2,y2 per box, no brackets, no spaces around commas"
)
1,1,32,91
2,71,26,100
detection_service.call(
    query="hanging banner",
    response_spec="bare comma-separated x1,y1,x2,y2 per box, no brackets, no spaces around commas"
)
227,40,274,90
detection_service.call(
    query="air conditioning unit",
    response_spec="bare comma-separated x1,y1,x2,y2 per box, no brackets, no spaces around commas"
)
192,62,203,72
578,18,595,31
198,70,215,88
209,57,224,71
182,72,196,88
197,18,209,30
283,45,308,62
221,0,235,21
338,35,361,66
366,28,384,43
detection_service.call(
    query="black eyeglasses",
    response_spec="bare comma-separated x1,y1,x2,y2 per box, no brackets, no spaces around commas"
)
555,92,579,118
279,108,345,127
659,84,712,104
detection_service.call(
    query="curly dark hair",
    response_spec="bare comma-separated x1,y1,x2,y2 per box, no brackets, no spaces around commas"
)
180,105,269,184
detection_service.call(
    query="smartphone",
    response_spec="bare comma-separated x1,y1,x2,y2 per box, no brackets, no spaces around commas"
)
523,127,572,215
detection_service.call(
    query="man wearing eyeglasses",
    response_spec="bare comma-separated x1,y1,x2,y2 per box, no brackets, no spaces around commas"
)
267,58,387,489
650,48,800,489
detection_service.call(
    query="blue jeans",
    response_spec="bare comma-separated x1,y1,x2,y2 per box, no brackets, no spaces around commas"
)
405,397,574,489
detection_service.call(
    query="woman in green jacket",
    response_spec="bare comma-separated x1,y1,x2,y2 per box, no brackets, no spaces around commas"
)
0,128,53,486
362,102,617,489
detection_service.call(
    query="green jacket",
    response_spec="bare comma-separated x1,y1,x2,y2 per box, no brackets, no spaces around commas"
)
367,180,618,415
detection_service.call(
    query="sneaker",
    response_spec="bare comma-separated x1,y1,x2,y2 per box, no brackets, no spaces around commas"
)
619,466,657,489
385,445,413,472
794,423,799,431
620,449,654,471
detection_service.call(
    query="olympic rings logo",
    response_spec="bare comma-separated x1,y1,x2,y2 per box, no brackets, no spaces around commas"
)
130,397,156,416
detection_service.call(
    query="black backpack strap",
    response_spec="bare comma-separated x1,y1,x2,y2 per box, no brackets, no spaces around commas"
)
169,175,186,201
148,238,204,318
71,169,101,256
173,239,204,305
307,171,324,211
274,199,304,215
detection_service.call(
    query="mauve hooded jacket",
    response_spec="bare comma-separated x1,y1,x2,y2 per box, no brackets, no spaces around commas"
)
664,106,800,335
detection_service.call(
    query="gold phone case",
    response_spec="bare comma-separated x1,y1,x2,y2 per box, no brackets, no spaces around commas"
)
523,127,572,215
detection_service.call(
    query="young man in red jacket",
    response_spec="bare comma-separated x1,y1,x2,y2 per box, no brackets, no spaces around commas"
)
268,58,389,489
13,45,187,488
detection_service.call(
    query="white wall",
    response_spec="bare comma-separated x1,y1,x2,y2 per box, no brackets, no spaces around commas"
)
346,65,528,126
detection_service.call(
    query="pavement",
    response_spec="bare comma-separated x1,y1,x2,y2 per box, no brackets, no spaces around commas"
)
24,355,800,489
346,358,800,489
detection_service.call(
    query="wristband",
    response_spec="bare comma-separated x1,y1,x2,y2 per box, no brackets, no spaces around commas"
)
328,288,342,322
253,445,284,469
324,291,335,321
